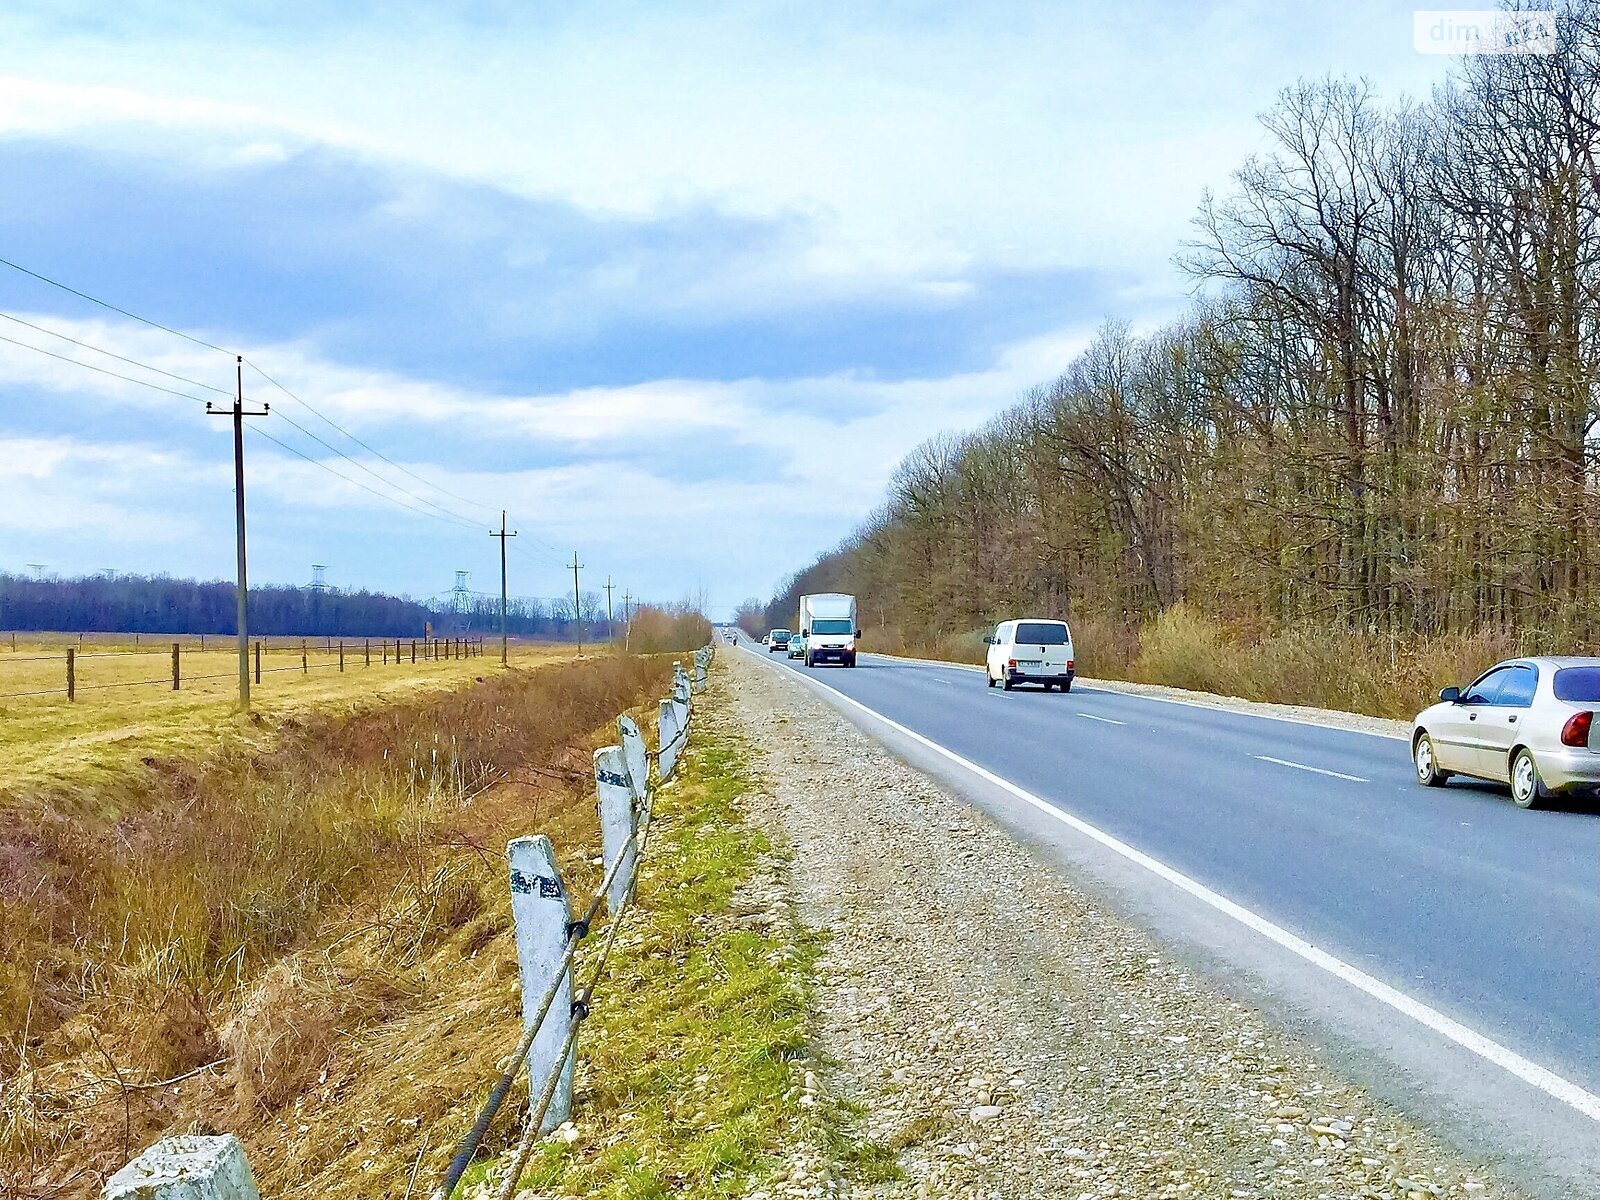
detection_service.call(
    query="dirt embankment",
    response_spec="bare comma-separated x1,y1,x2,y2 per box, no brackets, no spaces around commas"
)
724,654,1520,1200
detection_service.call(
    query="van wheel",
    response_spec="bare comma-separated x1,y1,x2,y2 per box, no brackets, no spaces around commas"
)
986,673,996,688
1061,680,1072,693
1002,677,1013,691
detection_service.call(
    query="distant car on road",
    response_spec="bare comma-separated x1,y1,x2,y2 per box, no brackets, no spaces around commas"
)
788,633,806,660
766,629,792,653
1412,657,1600,807
984,619,1075,691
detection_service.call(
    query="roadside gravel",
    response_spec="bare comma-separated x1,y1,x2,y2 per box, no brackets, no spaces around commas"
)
719,652,1521,1200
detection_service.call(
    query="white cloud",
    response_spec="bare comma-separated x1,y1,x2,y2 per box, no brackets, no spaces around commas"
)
0,3,1457,290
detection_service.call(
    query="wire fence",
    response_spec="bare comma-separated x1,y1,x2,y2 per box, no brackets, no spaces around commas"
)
100,643,717,1200
0,636,487,703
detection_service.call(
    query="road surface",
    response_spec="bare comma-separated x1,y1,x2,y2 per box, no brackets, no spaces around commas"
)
733,635,1600,1198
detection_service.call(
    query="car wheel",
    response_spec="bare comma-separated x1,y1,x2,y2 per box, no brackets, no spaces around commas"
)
1413,733,1449,787
1002,677,1013,691
1510,748,1548,809
986,671,995,688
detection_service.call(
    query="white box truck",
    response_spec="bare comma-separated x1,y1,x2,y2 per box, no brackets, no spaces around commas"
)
797,593,859,667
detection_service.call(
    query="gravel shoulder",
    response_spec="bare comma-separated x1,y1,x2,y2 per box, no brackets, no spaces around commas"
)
720,652,1521,1200
868,653,1411,740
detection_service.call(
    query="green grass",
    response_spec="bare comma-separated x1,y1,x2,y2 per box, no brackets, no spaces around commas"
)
492,730,897,1198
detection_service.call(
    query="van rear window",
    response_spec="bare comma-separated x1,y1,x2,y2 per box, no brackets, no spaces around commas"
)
1553,667,1600,702
1015,622,1069,645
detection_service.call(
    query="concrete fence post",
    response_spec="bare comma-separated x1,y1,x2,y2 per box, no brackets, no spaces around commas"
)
507,835,575,1133
672,675,691,726
618,715,649,801
103,1134,260,1200
594,746,637,913
658,698,683,780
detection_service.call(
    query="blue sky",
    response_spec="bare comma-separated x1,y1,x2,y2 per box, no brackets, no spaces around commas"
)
0,2,1456,616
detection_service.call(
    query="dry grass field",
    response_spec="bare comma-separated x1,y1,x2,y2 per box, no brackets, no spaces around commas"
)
0,648,681,1198
0,635,568,796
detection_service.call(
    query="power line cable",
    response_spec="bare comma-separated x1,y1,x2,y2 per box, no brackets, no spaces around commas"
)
267,407,489,528
0,331,214,406
0,255,232,355
246,426,484,532
0,254,545,546
0,310,233,396
243,357,502,517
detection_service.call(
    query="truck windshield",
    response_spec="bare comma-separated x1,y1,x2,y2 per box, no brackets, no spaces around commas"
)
1015,622,1069,645
811,618,853,635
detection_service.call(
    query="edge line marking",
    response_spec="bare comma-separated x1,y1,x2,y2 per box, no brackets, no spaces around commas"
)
750,645,1600,1124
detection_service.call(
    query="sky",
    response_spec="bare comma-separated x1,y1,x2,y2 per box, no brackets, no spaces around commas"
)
0,2,1459,617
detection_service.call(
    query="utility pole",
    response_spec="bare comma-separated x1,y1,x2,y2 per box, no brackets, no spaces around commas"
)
490,511,517,666
207,355,269,709
604,576,615,643
621,589,632,652
569,552,585,654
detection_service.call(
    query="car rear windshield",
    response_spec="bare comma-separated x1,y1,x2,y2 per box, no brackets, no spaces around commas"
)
1015,622,1069,645
771,630,790,639
1553,667,1600,702
811,618,853,634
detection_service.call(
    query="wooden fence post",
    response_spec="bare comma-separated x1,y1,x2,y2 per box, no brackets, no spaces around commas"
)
338,641,345,672
254,641,262,685
172,642,180,691
411,639,417,664
383,641,388,665
301,645,308,675
66,648,75,702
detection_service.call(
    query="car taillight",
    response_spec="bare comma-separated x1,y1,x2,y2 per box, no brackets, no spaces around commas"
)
1066,659,1075,669
1007,659,1017,668
1561,711,1593,747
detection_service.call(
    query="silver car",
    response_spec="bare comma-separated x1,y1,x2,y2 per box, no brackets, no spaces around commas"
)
1411,657,1600,808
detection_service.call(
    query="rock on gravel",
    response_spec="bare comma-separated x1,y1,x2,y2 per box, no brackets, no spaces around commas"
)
714,654,1522,1200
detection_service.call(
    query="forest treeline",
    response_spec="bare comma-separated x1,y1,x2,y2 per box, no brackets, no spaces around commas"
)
767,5,1600,714
0,571,630,641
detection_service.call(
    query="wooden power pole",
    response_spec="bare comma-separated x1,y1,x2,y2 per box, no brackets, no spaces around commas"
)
490,511,517,666
570,552,585,654
604,576,615,643
206,356,269,709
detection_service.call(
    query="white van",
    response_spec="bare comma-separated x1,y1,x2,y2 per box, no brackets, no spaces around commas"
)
984,619,1075,691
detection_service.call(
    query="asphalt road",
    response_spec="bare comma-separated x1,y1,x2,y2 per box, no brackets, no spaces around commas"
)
732,635,1600,1195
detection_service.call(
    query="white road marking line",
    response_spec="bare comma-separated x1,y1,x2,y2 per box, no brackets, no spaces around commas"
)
1254,755,1369,783
765,655,1600,1125
862,652,1410,741
1078,713,1126,725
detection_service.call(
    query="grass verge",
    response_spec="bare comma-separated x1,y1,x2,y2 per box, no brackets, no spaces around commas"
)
479,717,888,1199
